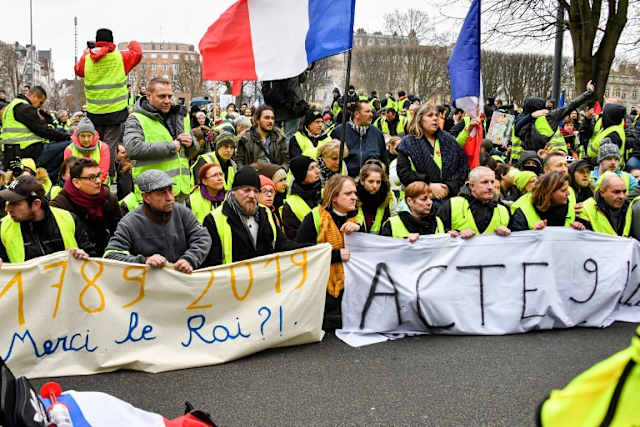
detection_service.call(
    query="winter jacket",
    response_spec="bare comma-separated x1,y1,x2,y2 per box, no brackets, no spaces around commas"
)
10,94,70,142
63,134,111,183
104,203,211,269
203,200,305,267
123,97,198,164
396,130,468,197
0,203,97,262
330,123,388,177
379,211,441,237
281,181,322,240
50,188,122,255
236,125,289,170
296,207,358,263
579,104,627,152
74,41,142,126
261,74,308,122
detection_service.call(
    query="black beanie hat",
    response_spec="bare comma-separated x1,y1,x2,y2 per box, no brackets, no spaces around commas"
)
289,156,314,183
303,109,323,128
96,28,113,43
232,166,260,190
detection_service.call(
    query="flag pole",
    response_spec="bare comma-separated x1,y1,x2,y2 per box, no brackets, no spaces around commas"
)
338,49,352,176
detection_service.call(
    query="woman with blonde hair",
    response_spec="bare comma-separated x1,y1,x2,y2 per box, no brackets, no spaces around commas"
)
510,171,584,231
296,175,360,321
396,104,469,203
316,139,348,186
380,181,444,241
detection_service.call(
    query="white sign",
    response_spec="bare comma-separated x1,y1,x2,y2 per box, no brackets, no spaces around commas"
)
486,110,515,146
0,245,331,378
338,229,640,347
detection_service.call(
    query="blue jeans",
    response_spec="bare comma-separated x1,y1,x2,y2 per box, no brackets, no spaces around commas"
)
38,140,70,181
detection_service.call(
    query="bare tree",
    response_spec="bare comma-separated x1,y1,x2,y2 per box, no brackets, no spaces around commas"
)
173,58,203,98
383,8,433,43
300,58,332,103
0,42,20,97
478,0,634,102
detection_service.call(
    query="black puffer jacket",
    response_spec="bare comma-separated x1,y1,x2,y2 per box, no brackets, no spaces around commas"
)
0,203,97,262
436,187,510,233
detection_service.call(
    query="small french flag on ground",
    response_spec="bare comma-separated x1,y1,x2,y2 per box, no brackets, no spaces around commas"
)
199,0,355,94
40,390,212,426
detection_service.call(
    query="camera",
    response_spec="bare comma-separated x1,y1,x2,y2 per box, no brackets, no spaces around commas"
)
87,41,95,49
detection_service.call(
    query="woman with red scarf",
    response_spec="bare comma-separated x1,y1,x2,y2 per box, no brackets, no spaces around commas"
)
51,158,122,255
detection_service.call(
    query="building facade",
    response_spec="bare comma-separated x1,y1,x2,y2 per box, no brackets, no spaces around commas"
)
118,41,201,104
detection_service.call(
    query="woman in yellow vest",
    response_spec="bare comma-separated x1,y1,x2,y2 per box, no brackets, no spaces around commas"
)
63,117,110,183
316,139,348,186
187,163,225,224
355,163,394,234
296,175,360,320
510,172,585,231
380,181,444,241
281,156,322,239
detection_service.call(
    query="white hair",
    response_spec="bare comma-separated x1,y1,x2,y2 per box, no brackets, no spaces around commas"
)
469,166,494,183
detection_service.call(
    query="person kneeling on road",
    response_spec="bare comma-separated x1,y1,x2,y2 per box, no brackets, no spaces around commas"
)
436,166,511,239
0,175,96,265
104,169,211,274
203,166,307,266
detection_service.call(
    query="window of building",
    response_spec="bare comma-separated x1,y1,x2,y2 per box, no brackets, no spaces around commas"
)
151,53,157,59
162,54,168,59
151,63,157,72
633,90,637,99
162,64,168,72
172,63,179,73
605,89,609,97
615,88,621,97
622,92,626,99
173,54,180,60
151,43,156,50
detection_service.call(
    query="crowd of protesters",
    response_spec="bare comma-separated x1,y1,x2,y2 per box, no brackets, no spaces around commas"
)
3,28,640,327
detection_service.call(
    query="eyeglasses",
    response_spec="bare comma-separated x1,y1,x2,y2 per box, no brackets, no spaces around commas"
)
77,173,102,181
260,189,275,196
205,172,223,179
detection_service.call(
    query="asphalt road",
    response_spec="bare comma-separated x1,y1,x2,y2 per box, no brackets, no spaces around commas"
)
33,322,636,426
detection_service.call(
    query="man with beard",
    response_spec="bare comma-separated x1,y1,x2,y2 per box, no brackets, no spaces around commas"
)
236,104,288,170
203,166,305,266
577,173,633,236
104,169,211,274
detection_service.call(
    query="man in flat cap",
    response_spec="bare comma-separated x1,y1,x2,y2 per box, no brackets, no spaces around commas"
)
104,169,211,274
0,175,95,265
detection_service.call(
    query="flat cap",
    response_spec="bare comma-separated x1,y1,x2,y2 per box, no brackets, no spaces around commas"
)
135,169,175,193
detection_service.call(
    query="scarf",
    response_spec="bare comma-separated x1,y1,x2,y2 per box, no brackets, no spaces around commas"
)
200,185,225,203
291,180,322,207
356,181,389,212
315,205,360,298
397,135,441,182
348,120,369,137
317,156,336,186
400,211,438,235
536,203,569,227
63,179,106,222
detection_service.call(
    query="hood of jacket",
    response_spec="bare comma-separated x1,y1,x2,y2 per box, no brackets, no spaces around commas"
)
602,103,627,128
523,97,546,115
89,41,116,62
133,96,186,120
518,150,543,169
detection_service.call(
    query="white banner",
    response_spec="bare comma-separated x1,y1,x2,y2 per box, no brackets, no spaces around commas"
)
0,244,331,378
338,229,640,347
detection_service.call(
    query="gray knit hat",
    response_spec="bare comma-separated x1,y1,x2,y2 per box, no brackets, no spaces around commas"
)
598,139,621,163
76,117,96,135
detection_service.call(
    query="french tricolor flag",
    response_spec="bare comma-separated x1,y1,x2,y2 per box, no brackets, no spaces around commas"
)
40,390,212,426
199,0,355,94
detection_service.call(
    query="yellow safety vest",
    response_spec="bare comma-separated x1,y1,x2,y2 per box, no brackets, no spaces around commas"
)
538,325,640,426
376,116,407,136
292,131,331,159
386,214,444,238
84,50,129,115
0,207,77,263
131,112,192,197
191,152,236,191
0,98,47,149
587,120,626,160
515,192,575,228
449,196,510,234
211,205,277,265
120,191,142,213
189,189,218,224
535,116,567,154
356,201,390,235
283,194,312,222
577,197,632,236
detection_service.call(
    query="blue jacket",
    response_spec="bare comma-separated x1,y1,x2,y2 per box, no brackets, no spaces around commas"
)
331,124,388,177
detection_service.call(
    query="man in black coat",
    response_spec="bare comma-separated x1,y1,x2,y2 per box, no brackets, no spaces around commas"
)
203,166,307,266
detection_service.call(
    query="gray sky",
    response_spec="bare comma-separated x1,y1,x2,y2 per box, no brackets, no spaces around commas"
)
0,0,555,81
